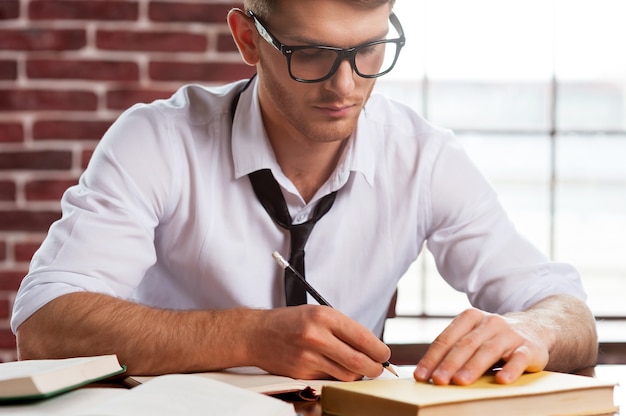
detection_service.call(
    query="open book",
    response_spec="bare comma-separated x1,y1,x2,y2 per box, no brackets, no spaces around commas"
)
0,375,297,416
129,364,406,398
321,370,618,416
130,366,337,399
0,355,126,401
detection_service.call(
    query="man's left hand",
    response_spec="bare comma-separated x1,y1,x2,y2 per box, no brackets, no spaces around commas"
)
413,307,550,385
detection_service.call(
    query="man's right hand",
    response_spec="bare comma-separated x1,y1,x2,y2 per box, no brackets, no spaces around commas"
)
245,305,391,381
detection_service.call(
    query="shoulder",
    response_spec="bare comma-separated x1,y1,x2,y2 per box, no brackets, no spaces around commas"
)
363,93,453,142
128,80,248,126
98,80,251,156
361,92,458,164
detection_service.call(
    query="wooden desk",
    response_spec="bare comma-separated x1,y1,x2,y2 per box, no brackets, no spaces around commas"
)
292,365,625,416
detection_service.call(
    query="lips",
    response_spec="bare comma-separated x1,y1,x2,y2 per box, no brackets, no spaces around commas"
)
316,103,354,118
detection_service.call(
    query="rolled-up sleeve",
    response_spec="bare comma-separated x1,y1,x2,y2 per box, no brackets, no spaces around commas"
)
425,137,586,314
11,104,175,332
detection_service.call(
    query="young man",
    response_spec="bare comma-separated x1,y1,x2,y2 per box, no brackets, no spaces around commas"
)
12,0,597,386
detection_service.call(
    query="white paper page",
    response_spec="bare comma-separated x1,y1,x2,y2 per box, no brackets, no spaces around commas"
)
82,374,295,416
0,388,128,416
0,357,106,381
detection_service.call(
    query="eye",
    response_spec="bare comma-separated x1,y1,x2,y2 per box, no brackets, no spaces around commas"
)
358,43,383,57
295,48,334,59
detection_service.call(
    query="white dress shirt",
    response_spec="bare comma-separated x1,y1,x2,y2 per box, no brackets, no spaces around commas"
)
11,77,586,337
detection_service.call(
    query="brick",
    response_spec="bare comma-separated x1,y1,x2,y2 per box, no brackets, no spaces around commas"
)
106,88,175,110
15,241,43,263
149,2,237,23
27,59,139,81
0,89,97,111
0,241,5,261
0,210,61,233
149,61,255,82
0,150,72,170
25,179,77,201
0,60,17,79
0,29,86,51
217,33,238,53
0,329,17,349
0,0,19,19
0,181,16,201
0,122,23,142
97,30,207,52
81,148,94,169
29,0,138,21
0,268,28,290
33,119,112,140
0,298,8,319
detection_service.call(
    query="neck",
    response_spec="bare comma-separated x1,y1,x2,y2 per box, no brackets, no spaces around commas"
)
255,76,354,202
271,136,347,203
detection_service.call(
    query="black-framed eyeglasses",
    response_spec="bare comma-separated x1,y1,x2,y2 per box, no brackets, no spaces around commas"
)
248,10,406,83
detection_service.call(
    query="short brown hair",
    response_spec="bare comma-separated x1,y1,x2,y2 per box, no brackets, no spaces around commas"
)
243,0,395,21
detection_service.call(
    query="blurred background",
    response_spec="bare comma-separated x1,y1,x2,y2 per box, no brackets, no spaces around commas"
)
1,0,625,363
378,1,626,359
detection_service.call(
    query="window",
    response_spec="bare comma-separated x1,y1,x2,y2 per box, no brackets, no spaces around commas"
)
376,0,626,319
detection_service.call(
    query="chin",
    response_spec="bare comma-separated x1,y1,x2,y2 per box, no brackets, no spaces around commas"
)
304,123,357,143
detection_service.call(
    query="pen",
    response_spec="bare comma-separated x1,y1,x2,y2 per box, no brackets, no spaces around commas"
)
271,251,399,378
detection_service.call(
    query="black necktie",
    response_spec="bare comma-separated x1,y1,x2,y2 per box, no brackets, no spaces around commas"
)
249,169,337,306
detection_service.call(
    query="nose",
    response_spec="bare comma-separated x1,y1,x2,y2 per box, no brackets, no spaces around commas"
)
323,59,356,97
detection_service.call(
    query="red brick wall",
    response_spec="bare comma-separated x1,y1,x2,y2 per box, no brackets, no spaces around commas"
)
0,0,254,362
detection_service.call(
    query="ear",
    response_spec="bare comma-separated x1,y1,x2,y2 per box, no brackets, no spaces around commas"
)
227,8,260,66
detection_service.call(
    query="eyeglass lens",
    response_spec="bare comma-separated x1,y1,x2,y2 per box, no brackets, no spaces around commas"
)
288,41,400,82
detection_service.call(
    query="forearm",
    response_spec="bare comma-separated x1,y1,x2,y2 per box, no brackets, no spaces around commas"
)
16,292,392,380
16,292,262,375
506,294,598,372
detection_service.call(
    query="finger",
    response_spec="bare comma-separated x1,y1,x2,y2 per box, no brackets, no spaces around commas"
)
445,314,524,384
322,355,375,382
495,344,548,384
430,313,510,385
445,315,547,385
414,308,486,383
333,317,391,364
327,312,391,378
302,333,382,380
450,334,514,385
295,350,365,381
326,327,389,379
272,345,363,381
494,346,532,384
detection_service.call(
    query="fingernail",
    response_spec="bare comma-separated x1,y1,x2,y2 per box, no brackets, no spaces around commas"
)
432,369,450,384
414,366,429,381
455,369,470,385
497,370,513,384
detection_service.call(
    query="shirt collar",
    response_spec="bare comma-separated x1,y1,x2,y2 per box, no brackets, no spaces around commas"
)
231,77,278,179
344,107,376,187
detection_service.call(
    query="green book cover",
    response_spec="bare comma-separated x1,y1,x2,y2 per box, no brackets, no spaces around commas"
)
0,355,126,402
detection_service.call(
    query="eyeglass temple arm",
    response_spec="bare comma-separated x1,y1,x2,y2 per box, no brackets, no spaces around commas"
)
389,12,406,42
247,10,284,53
